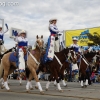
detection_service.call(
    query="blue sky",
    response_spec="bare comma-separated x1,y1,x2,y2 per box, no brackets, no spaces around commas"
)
0,0,100,49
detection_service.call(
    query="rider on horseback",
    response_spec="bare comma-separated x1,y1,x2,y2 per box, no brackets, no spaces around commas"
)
14,30,28,73
0,24,8,54
70,37,80,53
69,37,81,81
44,18,61,62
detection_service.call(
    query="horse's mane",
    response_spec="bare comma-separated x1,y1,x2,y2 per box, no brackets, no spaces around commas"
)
55,48,69,55
84,52,96,57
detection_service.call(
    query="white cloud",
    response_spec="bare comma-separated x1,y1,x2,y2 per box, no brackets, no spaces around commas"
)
0,0,100,49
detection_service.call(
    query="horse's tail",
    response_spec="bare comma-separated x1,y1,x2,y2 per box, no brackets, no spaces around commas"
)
0,61,4,78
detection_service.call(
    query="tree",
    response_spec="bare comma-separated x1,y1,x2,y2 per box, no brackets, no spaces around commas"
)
87,32,100,46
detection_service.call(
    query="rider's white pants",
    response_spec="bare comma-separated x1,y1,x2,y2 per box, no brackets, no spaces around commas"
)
54,39,59,52
48,36,60,59
19,48,25,70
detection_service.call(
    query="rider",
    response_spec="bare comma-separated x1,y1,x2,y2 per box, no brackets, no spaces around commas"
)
14,30,28,72
69,37,81,81
70,37,81,53
44,18,60,62
0,24,8,54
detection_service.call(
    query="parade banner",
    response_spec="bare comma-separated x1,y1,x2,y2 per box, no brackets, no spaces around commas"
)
10,27,27,38
65,27,100,46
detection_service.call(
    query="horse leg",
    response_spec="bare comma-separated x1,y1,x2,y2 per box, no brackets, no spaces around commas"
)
54,80,57,86
0,78,4,83
54,70,63,92
60,70,67,87
3,70,10,90
46,74,53,91
30,68,43,93
0,78,4,89
80,74,84,88
19,76,22,85
19,72,25,85
84,72,89,88
26,73,33,91
28,73,33,90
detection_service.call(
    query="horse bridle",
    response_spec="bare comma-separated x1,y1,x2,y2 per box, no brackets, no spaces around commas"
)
35,40,45,53
67,50,77,63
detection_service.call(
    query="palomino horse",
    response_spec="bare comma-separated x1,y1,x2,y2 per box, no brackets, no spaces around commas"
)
0,35,44,94
25,35,44,94
79,51,99,87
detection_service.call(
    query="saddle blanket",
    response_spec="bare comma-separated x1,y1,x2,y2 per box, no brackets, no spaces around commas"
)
9,52,27,62
43,36,55,63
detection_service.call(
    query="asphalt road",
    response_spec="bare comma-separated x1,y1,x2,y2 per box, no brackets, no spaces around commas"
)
0,79,100,100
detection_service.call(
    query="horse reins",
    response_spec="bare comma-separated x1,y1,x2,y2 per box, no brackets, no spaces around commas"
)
28,51,40,66
54,54,63,68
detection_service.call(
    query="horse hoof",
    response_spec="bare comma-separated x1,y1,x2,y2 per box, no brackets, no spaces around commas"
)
30,88,33,90
8,83,10,86
35,86,38,89
7,89,10,92
64,85,67,87
81,86,84,88
26,90,30,93
45,88,48,91
40,91,44,95
20,83,22,86
59,90,63,93
54,84,56,87
84,85,87,88
1,85,5,89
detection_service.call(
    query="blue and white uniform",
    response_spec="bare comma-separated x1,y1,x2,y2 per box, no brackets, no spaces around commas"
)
0,29,8,41
70,44,81,53
46,22,59,62
14,31,28,71
49,23,59,34
70,38,80,75
0,24,8,53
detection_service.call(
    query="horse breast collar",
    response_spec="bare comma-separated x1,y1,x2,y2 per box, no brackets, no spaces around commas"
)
54,54,63,67
28,51,40,66
32,50,35,55
79,54,89,66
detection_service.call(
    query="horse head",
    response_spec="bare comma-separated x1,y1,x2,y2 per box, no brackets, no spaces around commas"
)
35,35,44,50
67,47,78,64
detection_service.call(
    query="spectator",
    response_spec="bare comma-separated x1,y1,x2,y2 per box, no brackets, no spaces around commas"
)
90,68,96,83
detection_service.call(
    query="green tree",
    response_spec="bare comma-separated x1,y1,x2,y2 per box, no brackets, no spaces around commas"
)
87,32,100,46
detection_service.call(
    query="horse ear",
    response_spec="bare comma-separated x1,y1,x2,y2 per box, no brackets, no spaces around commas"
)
36,35,38,39
41,35,43,39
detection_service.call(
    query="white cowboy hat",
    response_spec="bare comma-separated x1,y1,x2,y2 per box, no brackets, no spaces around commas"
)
72,37,78,41
18,30,26,35
49,18,57,23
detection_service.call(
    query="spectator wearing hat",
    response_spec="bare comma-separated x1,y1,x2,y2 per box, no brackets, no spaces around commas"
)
14,30,28,73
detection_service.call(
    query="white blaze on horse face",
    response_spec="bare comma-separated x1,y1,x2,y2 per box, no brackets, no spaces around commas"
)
36,37,44,48
73,51,77,59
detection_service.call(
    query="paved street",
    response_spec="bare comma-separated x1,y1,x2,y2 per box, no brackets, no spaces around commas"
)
0,80,100,100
